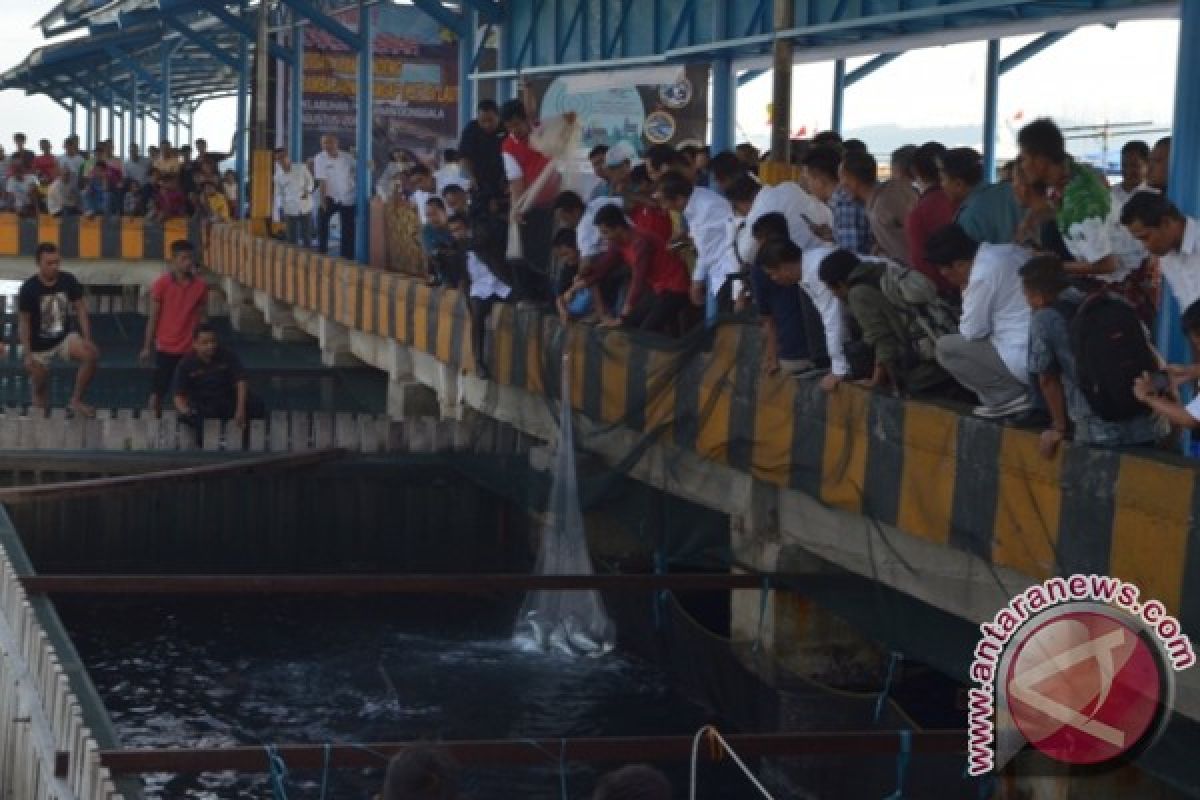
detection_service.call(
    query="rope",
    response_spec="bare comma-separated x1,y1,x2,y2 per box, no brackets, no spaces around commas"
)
688,725,775,800
265,745,289,800
874,651,903,723
753,576,770,654
882,729,911,800
318,743,331,800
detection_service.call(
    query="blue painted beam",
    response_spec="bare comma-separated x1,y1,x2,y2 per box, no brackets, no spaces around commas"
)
355,0,374,263
163,16,242,71
981,39,1000,182
556,0,585,62
1158,0,1200,376
514,0,547,68
844,52,901,86
831,59,845,134
737,68,765,88
410,0,468,37
471,23,494,72
460,0,503,24
742,0,767,38
189,0,296,64
104,46,163,93
235,2,249,211
277,0,362,51
606,0,634,60
459,8,477,133
997,29,1069,74
159,43,174,144
666,0,697,51
290,18,304,162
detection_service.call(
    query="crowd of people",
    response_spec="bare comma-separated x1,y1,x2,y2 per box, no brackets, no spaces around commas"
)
358,93,1196,460
0,132,241,223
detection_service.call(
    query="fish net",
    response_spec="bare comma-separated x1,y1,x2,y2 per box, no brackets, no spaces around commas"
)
513,354,617,657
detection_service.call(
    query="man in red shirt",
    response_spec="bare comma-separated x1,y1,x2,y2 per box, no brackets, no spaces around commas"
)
32,140,58,184
140,240,209,412
905,142,959,296
566,204,691,335
501,97,562,282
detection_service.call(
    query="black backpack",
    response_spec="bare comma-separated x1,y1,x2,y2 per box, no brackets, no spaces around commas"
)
1070,292,1157,421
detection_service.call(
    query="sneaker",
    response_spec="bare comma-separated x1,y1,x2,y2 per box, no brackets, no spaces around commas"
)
973,395,1033,419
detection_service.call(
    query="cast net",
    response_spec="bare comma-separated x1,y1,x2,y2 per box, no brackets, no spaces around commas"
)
512,354,617,657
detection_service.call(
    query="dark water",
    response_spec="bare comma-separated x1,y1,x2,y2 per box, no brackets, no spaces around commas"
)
59,595,756,799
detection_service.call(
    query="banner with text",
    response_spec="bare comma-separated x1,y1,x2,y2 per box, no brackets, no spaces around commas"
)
294,5,459,166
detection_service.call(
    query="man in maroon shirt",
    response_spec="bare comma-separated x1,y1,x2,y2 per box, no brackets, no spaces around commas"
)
140,240,209,412
565,204,691,335
905,142,959,296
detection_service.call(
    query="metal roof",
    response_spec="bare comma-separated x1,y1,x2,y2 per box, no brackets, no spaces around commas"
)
4,0,1183,117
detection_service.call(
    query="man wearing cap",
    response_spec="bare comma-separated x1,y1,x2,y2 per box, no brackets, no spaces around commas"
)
592,142,638,202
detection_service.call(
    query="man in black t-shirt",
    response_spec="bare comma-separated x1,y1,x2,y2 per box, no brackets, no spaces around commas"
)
17,242,99,417
457,99,506,215
173,324,263,443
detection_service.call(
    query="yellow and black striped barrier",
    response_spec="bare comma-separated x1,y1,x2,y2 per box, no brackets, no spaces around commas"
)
206,223,1200,627
0,213,199,259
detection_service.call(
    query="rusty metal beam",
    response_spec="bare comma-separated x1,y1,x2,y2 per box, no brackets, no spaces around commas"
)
100,731,967,774
22,573,766,595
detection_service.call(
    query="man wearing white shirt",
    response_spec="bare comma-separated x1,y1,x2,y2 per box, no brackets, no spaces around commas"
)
1121,191,1200,312
273,148,315,248
124,143,149,188
927,224,1033,419
434,149,470,194
759,239,848,391
656,171,739,324
725,174,832,267
312,134,357,259
1110,141,1151,279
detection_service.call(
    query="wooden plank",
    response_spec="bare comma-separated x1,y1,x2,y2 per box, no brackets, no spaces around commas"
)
268,411,288,452
312,413,333,449
334,413,358,450
201,420,221,452
289,411,310,451
248,420,267,452
358,415,379,453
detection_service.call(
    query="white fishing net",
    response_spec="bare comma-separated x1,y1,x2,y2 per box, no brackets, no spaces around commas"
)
513,355,617,657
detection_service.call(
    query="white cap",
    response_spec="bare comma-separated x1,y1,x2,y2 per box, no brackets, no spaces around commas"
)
605,141,639,168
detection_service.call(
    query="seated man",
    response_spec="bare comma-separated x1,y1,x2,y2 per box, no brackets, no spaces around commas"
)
565,204,691,335
173,324,263,443
18,243,99,417
817,248,958,396
926,223,1033,419
1020,255,1162,459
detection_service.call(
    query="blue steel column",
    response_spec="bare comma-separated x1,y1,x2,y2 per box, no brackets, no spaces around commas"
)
355,0,374,263
160,45,172,144
458,9,477,136
235,3,250,213
108,104,115,145
1158,1,1200,368
131,77,139,147
70,100,77,138
711,59,734,153
981,39,1000,182
291,17,305,161
497,14,513,102
87,90,97,149
710,0,734,154
831,59,845,133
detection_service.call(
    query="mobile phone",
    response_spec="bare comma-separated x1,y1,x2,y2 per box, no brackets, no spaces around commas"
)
669,239,688,250
1151,370,1172,394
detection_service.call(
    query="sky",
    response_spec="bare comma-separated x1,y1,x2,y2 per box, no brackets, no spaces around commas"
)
0,2,1179,162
